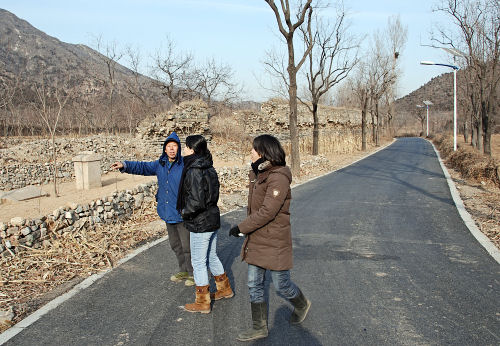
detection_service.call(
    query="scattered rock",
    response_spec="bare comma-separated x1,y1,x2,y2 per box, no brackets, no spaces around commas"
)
9,217,25,227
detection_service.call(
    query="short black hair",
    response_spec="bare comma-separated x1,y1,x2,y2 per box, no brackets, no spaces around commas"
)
185,135,209,156
252,134,286,166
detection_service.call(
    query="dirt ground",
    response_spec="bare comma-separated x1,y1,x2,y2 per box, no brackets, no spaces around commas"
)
0,157,250,224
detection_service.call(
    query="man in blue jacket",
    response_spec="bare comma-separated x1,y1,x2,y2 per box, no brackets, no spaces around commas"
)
110,132,194,286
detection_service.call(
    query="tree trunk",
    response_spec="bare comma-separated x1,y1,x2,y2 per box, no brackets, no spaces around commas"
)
361,95,368,151
371,111,375,142
477,112,483,152
387,117,393,137
482,101,491,156
51,134,58,197
471,121,477,148
375,101,380,146
287,39,300,176
312,102,319,155
288,76,300,175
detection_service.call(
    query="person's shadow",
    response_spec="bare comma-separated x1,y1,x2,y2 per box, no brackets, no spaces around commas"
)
147,208,321,345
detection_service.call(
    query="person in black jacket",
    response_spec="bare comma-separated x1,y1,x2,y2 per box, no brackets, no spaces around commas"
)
177,135,233,313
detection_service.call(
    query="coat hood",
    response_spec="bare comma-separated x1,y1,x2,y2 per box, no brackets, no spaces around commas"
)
256,161,292,184
160,132,182,165
268,165,292,184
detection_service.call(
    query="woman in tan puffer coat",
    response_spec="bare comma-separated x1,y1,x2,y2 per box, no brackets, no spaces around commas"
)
229,134,311,342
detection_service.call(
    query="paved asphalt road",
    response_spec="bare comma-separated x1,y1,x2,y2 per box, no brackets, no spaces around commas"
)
3,138,499,345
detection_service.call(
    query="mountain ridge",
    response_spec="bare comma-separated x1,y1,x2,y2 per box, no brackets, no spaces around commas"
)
0,8,158,102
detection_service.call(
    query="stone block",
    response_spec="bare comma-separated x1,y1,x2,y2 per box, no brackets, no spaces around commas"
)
72,151,102,190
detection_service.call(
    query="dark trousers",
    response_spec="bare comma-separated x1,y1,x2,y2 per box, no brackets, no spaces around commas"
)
166,222,193,274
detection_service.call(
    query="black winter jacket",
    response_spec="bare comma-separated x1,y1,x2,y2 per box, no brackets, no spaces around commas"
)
178,154,220,233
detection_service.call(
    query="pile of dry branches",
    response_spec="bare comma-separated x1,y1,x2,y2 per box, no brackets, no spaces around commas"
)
434,135,500,186
0,201,163,332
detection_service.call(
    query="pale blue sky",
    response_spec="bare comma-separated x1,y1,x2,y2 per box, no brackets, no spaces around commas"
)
1,0,456,102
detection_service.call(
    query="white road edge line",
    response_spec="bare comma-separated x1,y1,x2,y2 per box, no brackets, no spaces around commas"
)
431,141,500,264
0,139,395,344
0,236,167,344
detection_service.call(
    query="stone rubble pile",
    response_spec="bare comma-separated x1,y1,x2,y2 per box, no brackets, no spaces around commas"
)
0,161,73,191
0,136,160,191
136,100,212,142
0,182,157,256
0,98,366,191
217,166,250,194
230,99,366,155
0,135,157,164
239,98,366,134
0,162,254,256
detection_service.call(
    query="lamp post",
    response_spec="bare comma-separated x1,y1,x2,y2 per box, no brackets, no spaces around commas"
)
420,61,459,151
423,100,433,136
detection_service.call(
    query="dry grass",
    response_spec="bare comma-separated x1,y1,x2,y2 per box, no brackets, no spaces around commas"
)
432,133,500,252
433,135,500,187
0,202,163,332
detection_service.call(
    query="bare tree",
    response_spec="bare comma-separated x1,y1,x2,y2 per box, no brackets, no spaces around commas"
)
386,15,407,135
264,0,314,175
368,38,392,146
152,37,195,106
415,106,427,135
299,2,359,155
93,36,123,134
432,0,500,155
332,80,358,108
349,62,370,150
32,82,71,196
367,17,407,146
194,58,241,111
124,45,150,108
0,74,19,137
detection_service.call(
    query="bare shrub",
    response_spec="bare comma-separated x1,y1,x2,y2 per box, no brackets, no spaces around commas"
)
434,135,500,186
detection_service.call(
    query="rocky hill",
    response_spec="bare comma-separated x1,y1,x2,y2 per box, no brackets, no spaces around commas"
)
395,72,455,115
0,8,161,104
396,69,499,123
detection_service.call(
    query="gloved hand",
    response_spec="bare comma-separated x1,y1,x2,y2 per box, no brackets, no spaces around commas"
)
229,225,241,237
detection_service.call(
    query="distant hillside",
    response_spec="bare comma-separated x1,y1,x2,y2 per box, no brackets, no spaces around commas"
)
395,72,455,114
0,8,161,104
395,68,499,134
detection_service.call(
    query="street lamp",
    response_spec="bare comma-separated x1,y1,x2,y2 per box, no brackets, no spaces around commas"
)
420,60,459,151
423,100,433,136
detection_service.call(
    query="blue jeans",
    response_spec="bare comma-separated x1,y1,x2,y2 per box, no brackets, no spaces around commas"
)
190,231,225,286
247,264,299,303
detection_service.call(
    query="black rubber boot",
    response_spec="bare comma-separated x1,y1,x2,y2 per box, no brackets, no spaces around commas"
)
289,290,311,324
236,302,268,342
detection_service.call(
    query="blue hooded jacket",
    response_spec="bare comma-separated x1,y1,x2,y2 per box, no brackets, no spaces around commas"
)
121,132,184,223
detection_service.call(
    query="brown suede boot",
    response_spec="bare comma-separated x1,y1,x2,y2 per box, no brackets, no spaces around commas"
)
184,285,211,314
210,273,234,301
